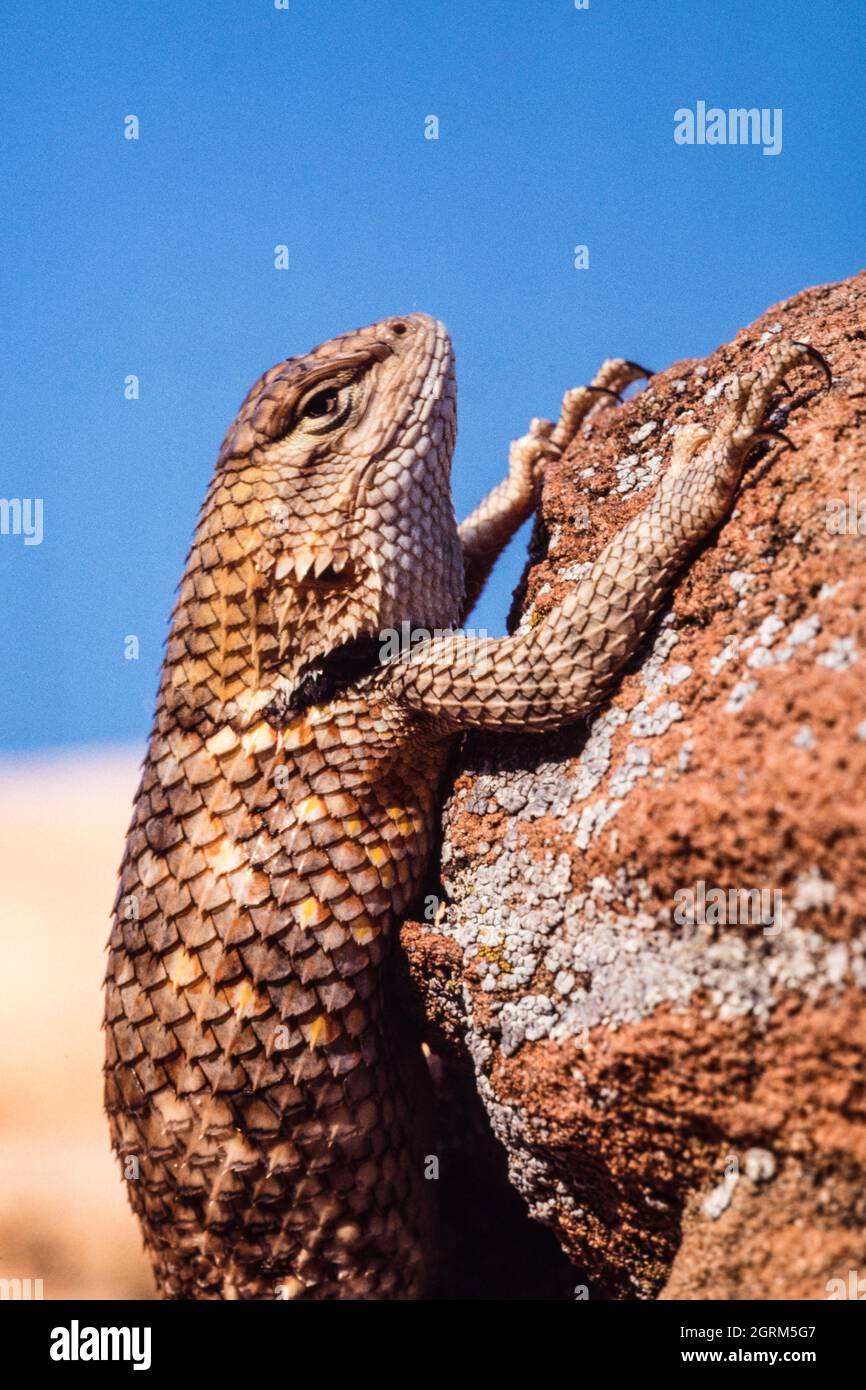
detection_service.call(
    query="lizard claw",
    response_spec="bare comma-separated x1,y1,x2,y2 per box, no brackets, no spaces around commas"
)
623,360,655,379
791,342,833,391
749,427,797,455
584,385,625,406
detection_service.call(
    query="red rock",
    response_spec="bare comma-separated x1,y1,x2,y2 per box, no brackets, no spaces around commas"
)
404,271,866,1300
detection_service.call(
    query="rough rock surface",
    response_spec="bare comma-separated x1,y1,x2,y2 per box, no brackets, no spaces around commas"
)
403,272,866,1300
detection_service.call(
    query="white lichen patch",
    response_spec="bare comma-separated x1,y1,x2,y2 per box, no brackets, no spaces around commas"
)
607,744,653,798
566,797,623,852
439,842,862,1067
616,452,662,495
630,701,684,739
666,663,692,686
710,640,739,676
639,617,681,694
783,613,822,651
728,570,754,596
744,1148,777,1183
817,637,858,671
741,611,824,670
704,374,735,405
724,679,758,713
792,867,837,912
546,523,563,555
742,613,785,653
572,707,630,802
757,322,784,346
818,581,844,602
560,560,592,583
499,994,557,1054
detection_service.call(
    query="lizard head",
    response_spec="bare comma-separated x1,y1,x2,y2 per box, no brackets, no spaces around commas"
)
171,313,465,724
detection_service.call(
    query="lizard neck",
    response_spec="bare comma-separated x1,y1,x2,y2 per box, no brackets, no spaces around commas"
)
157,469,467,735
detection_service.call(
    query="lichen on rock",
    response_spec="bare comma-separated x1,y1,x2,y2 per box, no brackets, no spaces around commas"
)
404,271,866,1300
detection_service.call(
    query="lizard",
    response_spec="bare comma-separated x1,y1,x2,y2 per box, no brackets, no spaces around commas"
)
103,312,830,1299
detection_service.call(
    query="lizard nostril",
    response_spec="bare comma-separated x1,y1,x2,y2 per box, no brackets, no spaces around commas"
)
391,322,408,336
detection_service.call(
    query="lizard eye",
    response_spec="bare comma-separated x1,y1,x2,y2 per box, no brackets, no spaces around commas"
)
301,388,339,419
293,381,355,435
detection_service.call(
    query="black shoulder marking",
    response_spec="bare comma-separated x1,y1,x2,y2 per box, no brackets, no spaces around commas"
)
266,634,384,723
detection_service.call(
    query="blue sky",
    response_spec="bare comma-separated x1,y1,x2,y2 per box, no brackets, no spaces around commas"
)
1,0,862,753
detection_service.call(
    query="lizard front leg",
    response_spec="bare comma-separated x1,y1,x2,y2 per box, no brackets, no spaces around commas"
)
387,342,830,731
459,358,650,619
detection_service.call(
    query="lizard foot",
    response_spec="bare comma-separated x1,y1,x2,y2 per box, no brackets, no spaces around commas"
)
510,358,654,500
663,341,831,520
711,340,830,486
551,357,652,452
506,418,563,502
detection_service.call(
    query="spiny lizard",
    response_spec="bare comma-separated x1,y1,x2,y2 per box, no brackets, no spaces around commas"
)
103,313,829,1299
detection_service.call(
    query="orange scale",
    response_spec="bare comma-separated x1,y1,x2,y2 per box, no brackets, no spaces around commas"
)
166,946,204,991
296,794,328,825
203,836,246,877
294,896,331,930
304,1013,343,1050
349,916,382,946
224,978,265,1020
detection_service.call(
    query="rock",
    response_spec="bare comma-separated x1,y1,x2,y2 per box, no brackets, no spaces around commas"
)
403,271,866,1300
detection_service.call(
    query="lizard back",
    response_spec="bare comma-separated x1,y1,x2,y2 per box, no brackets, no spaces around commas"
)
104,313,463,1299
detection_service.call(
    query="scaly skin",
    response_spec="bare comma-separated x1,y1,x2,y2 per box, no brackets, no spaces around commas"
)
104,313,829,1299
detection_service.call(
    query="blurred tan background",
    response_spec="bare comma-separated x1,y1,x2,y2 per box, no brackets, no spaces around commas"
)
0,748,155,1299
